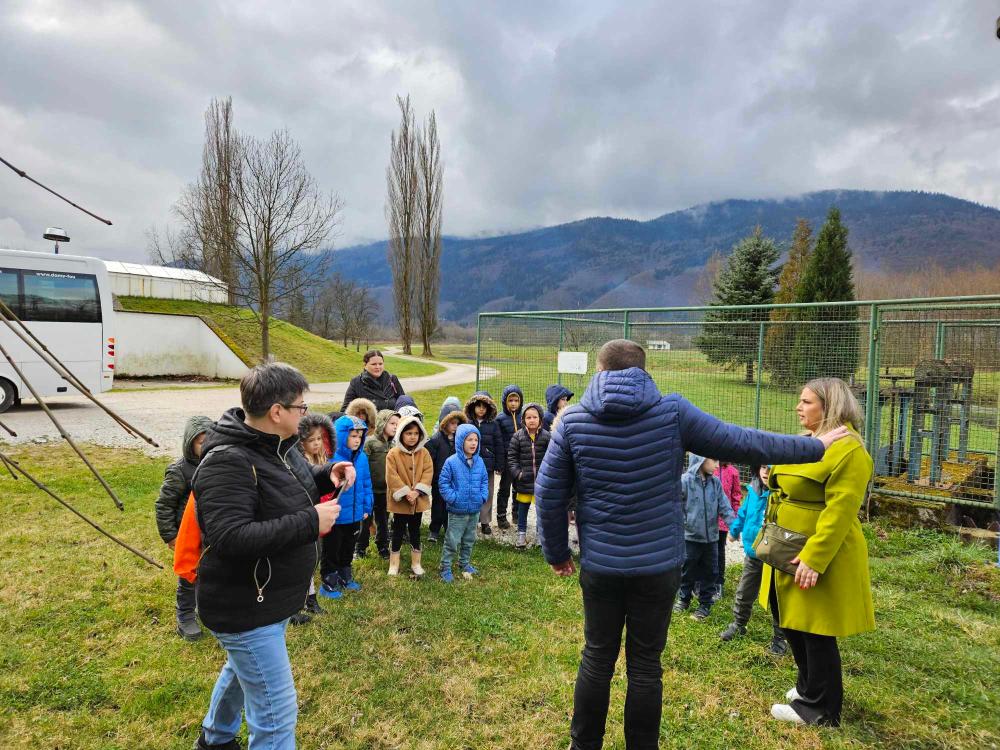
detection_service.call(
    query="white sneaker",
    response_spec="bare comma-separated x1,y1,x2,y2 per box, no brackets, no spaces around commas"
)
770,704,805,724
786,687,801,702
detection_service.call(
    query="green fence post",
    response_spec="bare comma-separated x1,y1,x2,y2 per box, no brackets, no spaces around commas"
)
623,310,631,340
864,304,881,451
558,318,565,386
475,314,482,390
934,321,945,359
754,321,765,429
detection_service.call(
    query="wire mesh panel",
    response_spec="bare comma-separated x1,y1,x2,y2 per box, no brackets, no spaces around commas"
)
478,297,1000,510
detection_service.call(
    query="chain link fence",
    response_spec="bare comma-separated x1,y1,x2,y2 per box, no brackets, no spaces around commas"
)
476,296,1000,510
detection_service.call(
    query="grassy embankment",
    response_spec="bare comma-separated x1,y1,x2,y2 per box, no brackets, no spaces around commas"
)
0,444,998,749
116,297,443,383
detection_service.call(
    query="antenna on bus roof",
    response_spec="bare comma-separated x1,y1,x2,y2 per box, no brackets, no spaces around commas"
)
0,154,113,226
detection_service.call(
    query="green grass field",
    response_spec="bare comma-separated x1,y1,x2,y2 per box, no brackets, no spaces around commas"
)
117,298,443,383
1,444,998,749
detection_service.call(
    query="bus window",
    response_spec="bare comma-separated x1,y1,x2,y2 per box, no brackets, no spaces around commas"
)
22,271,101,323
0,268,19,317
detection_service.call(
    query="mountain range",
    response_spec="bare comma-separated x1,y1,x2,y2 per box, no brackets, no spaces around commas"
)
326,190,1000,322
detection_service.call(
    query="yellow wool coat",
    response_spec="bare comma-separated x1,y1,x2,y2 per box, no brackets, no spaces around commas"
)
760,431,875,637
385,415,433,515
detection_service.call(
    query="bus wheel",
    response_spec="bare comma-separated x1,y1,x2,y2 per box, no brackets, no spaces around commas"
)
0,379,15,414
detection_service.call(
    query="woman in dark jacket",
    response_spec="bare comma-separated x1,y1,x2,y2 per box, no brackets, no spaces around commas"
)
340,350,404,412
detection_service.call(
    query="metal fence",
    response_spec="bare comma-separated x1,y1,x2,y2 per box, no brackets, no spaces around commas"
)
476,295,1000,511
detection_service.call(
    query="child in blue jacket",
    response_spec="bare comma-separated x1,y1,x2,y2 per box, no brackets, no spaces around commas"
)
438,423,489,582
319,415,373,599
675,454,736,621
720,465,788,655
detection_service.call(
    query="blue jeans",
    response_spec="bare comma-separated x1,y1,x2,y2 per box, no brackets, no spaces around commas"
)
515,500,531,533
442,512,478,570
203,619,297,749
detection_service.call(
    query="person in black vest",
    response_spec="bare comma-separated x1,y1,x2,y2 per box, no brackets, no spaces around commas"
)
193,363,355,750
340,350,404,412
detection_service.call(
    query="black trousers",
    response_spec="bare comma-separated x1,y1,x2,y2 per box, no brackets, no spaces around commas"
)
429,491,449,534
715,534,727,592
769,582,842,726
176,576,196,622
496,467,514,519
357,493,389,554
321,522,360,578
571,567,681,750
678,540,717,608
390,512,423,552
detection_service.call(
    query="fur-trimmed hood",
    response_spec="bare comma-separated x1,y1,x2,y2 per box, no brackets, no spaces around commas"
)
345,397,377,435
464,391,498,422
297,412,336,460
373,408,400,444
437,409,467,434
395,414,429,454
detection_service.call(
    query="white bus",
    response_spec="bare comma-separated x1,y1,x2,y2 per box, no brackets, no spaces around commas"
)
0,248,115,413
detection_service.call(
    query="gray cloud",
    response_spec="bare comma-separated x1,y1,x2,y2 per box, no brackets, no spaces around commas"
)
1,0,999,261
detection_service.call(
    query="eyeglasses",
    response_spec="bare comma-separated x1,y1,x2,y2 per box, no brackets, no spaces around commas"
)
281,403,309,414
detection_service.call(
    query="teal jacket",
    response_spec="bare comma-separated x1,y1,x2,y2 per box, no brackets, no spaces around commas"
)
728,482,769,558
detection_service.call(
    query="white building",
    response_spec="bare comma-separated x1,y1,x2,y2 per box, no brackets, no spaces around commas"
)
104,261,229,303
647,340,671,351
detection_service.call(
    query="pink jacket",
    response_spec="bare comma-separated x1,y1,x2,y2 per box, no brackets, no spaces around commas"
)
715,464,743,531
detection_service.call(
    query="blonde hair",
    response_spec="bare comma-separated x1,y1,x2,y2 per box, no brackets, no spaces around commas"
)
802,377,864,437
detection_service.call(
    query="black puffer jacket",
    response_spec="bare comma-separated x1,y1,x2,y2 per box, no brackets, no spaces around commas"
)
464,391,503,473
506,404,551,496
194,407,337,634
340,370,404,412
426,410,466,502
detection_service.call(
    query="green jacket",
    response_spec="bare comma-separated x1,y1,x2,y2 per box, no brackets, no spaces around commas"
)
364,409,398,498
760,431,875,637
154,415,214,544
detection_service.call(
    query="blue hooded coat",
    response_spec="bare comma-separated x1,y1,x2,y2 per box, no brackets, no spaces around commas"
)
543,385,574,432
682,454,737,543
332,415,374,525
534,367,825,576
729,480,770,558
439,424,489,514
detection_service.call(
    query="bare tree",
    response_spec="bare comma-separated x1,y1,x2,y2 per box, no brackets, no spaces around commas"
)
416,110,443,356
349,285,380,351
232,129,341,360
693,250,725,304
158,98,240,303
385,95,421,354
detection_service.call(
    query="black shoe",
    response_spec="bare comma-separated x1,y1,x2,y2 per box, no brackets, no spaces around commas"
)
673,599,691,614
195,730,243,749
481,523,492,536
427,532,439,544
691,605,711,621
720,622,747,641
711,590,723,604
497,517,510,530
768,636,789,656
289,611,312,626
355,547,368,559
176,618,203,641
378,548,391,560
304,594,324,615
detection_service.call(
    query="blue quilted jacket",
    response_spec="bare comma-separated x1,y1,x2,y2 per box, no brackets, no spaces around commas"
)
535,367,825,576
332,415,374,525
439,424,489,514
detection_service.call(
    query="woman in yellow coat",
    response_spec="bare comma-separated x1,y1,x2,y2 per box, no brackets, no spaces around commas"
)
761,377,874,727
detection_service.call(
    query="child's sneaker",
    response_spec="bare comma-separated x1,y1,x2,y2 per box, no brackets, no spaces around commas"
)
289,611,312,626
691,605,711,621
462,564,478,579
769,636,789,656
318,573,343,600
480,523,492,536
304,594,324,615
672,599,691,614
497,516,510,530
515,532,527,549
427,532,439,544
719,622,746,641
440,569,454,583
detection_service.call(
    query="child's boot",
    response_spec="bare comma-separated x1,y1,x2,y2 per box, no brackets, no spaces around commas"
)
388,551,400,576
410,549,425,578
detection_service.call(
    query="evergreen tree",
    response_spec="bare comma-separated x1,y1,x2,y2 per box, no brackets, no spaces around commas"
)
694,226,781,383
791,207,860,383
765,219,812,387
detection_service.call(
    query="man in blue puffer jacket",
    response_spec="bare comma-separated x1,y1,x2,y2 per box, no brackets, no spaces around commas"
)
535,339,848,750
438,423,489,582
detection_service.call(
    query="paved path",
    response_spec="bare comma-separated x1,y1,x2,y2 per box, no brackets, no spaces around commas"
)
0,351,482,456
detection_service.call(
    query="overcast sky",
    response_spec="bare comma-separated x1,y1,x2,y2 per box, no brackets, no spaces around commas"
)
2,0,999,262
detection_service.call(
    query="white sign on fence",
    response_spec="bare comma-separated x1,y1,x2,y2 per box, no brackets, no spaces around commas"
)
557,350,589,375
